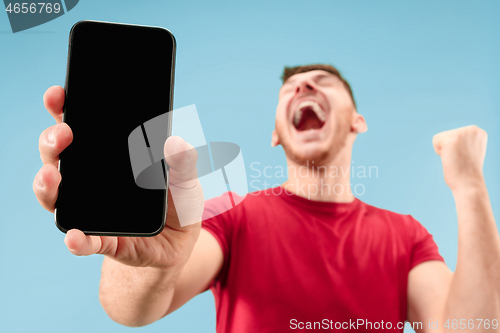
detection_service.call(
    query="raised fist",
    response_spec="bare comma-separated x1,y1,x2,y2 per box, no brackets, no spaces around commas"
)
432,125,487,191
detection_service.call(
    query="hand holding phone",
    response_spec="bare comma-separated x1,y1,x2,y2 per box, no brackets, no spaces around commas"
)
33,21,204,267
33,87,204,266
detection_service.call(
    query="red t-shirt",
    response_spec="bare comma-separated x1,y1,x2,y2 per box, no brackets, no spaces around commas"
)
202,187,444,332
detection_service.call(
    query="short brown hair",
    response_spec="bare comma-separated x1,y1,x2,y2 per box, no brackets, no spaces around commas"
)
282,64,356,109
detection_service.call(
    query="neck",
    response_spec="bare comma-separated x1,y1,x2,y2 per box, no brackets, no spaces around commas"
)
282,146,355,203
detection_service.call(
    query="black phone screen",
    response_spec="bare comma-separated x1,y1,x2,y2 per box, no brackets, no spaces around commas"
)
55,21,175,236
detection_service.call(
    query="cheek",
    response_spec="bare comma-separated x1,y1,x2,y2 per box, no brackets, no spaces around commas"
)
274,108,292,143
334,111,354,137
275,103,289,124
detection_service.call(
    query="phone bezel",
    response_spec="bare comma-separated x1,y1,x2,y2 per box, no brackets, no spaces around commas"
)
54,20,176,237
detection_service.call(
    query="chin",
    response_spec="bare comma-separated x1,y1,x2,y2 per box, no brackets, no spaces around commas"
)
283,133,350,166
286,144,331,165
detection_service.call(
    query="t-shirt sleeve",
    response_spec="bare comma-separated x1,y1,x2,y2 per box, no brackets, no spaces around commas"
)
408,215,445,270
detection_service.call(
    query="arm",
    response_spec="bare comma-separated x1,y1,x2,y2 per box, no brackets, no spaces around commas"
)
408,126,500,332
444,181,500,320
99,228,223,326
34,86,223,327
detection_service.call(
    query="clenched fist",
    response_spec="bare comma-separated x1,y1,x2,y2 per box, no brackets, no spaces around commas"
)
433,125,487,192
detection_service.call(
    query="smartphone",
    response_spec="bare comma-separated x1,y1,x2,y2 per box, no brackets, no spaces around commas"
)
55,20,176,236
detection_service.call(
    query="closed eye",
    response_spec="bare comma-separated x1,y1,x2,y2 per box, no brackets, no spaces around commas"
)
280,86,294,95
315,76,336,87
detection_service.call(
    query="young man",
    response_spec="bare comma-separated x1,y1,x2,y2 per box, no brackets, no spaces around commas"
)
34,64,499,332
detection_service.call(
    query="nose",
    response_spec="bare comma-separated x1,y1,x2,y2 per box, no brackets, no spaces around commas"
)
295,79,315,94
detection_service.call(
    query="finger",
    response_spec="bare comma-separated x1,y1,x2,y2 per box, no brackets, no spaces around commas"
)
64,229,118,256
33,163,61,212
43,86,65,124
164,136,198,187
39,123,73,167
432,134,443,156
163,136,204,228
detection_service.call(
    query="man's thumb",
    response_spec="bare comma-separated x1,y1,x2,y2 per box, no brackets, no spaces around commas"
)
164,136,204,227
164,136,198,186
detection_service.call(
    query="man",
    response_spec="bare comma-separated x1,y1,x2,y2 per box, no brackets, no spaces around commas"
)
34,64,499,332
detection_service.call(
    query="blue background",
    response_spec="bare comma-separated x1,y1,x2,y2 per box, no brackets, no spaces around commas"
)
0,0,499,332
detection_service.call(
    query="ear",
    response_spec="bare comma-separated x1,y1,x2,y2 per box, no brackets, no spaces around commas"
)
351,113,367,134
271,129,280,147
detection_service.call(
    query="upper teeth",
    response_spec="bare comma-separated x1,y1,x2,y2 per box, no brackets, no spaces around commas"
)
293,100,326,126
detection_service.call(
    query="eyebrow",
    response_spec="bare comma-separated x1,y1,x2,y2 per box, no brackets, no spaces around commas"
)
316,74,336,81
282,73,337,87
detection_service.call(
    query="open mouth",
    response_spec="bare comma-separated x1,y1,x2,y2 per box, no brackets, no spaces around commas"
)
293,100,326,131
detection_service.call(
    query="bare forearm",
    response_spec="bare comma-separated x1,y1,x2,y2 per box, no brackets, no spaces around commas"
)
99,257,183,327
444,180,500,320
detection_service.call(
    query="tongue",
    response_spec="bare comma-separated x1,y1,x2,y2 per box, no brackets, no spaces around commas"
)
296,109,324,131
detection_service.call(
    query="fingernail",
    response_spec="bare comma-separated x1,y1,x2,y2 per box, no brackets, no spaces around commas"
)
47,127,56,144
35,174,44,189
